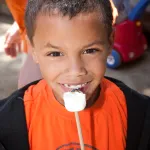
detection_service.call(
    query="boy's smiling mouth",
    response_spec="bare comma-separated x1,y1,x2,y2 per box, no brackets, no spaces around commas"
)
60,82,90,93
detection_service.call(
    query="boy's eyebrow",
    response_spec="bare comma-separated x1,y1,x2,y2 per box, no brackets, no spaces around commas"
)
83,40,105,49
44,40,105,49
44,43,60,49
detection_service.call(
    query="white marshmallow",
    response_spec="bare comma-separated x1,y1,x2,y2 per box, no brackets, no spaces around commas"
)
63,91,86,112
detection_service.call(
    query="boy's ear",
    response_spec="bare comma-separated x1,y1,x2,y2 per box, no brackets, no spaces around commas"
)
26,37,39,64
108,28,115,55
31,48,39,64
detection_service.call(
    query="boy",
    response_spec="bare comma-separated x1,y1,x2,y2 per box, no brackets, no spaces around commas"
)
0,0,150,150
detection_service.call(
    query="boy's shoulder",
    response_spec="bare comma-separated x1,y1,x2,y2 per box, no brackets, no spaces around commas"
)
106,76,150,149
0,79,41,131
0,81,42,150
106,76,150,102
0,79,45,150
0,79,46,119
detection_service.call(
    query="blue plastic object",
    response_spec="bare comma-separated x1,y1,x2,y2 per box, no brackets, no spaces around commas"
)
107,50,122,69
129,0,150,21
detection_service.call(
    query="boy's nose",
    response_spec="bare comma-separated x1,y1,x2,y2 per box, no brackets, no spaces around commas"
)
67,57,87,77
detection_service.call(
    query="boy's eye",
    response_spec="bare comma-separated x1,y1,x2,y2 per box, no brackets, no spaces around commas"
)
47,51,63,57
83,48,99,54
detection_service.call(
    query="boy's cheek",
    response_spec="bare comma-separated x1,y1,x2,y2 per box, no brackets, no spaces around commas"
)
87,58,106,72
106,36,114,57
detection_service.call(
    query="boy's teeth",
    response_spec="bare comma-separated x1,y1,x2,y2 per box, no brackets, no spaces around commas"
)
64,83,87,89
70,85,82,89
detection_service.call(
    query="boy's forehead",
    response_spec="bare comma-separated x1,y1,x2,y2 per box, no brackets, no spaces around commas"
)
33,12,108,49
34,11,105,38
36,10,103,26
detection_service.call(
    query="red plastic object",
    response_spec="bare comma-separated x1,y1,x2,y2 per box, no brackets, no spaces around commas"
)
113,20,147,63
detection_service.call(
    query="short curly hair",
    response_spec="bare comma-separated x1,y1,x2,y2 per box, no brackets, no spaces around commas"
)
25,0,113,45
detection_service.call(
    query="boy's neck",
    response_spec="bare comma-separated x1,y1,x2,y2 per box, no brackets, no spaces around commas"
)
86,85,101,109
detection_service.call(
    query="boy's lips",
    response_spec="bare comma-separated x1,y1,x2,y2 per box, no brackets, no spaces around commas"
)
59,82,90,93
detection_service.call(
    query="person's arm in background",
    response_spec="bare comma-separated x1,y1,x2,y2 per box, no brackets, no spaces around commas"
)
5,0,26,36
110,0,119,24
112,0,130,24
4,0,27,57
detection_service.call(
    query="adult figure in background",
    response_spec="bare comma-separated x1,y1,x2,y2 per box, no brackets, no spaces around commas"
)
4,0,42,88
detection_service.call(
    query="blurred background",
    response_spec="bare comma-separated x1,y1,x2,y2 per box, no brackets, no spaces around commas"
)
0,0,150,99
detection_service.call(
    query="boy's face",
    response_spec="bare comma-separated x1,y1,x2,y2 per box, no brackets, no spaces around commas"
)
32,12,113,106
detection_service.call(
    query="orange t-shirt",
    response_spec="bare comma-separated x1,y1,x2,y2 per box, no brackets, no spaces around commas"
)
24,78,127,150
